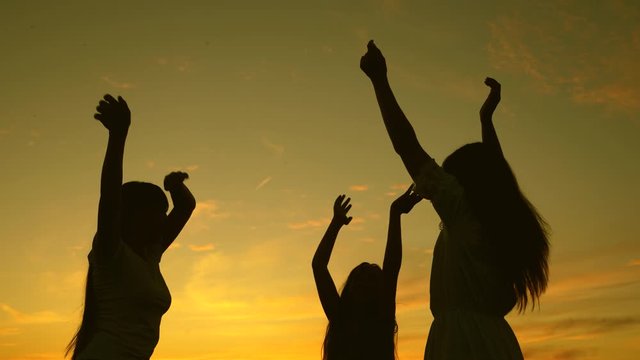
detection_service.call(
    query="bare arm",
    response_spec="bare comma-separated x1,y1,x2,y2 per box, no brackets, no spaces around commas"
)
383,186,422,307
361,40,431,180
161,171,196,252
93,95,131,257
480,77,504,157
312,195,352,321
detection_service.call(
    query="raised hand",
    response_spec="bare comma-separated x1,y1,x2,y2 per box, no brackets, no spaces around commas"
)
360,40,387,81
484,77,501,90
332,194,353,225
164,171,189,191
94,94,131,134
391,185,422,214
481,77,501,119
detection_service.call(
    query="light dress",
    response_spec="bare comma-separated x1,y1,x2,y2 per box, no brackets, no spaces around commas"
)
412,158,523,360
77,238,171,360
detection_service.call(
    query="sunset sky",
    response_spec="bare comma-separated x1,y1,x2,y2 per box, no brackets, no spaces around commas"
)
1,1,639,359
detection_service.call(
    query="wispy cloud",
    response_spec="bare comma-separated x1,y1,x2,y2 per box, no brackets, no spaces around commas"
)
545,265,640,300
192,200,230,220
515,316,640,345
101,76,135,90
287,218,330,230
0,327,20,336
627,259,640,266
188,243,216,252
487,5,640,113
261,137,285,157
155,57,193,73
0,304,66,324
349,185,369,192
255,176,272,190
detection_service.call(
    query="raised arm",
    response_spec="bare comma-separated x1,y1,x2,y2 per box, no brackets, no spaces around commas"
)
92,95,131,257
480,77,504,157
161,171,196,252
312,195,353,321
383,186,422,305
360,40,431,180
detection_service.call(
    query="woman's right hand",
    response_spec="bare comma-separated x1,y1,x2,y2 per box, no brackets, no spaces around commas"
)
94,94,131,134
332,194,353,225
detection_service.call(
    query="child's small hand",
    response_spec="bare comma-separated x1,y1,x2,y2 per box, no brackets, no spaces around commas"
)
164,171,189,191
94,94,130,134
332,194,353,225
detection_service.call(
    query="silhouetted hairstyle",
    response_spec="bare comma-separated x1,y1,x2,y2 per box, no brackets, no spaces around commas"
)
65,182,168,359
322,262,398,360
442,142,549,312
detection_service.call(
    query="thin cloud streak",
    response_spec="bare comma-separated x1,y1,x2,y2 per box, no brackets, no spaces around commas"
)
101,75,135,90
0,304,67,324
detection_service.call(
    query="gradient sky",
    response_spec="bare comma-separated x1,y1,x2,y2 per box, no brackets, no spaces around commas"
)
1,1,639,359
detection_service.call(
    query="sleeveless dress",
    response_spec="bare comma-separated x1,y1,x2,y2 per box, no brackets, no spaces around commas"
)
77,239,171,360
412,158,523,360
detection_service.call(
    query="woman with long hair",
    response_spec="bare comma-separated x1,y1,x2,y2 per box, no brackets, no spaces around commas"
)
360,41,549,359
312,188,422,360
66,95,196,359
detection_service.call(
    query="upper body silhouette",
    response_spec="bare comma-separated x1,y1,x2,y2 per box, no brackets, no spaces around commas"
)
66,95,196,360
313,188,421,360
361,41,549,360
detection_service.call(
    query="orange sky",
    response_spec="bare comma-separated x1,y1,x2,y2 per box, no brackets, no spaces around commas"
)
0,1,639,359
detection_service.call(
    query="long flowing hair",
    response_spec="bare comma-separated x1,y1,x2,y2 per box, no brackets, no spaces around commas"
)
442,142,549,312
65,182,168,358
322,262,398,360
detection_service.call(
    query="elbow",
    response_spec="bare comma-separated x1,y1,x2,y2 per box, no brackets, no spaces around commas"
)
312,257,327,272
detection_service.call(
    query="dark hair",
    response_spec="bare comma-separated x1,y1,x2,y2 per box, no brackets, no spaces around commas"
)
442,142,550,312
66,182,168,358
322,262,397,360
65,267,94,359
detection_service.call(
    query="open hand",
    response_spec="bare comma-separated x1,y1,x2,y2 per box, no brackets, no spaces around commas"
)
332,194,353,225
164,171,189,191
94,94,130,134
360,40,387,81
391,185,422,214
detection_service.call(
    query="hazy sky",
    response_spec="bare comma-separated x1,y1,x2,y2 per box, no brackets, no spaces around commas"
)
1,1,639,359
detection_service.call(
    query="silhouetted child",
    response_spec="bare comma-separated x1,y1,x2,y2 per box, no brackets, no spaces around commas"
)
66,95,196,359
361,41,549,360
313,188,421,360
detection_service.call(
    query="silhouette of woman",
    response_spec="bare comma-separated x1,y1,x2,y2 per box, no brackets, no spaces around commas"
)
313,188,421,360
66,95,196,359
360,41,549,360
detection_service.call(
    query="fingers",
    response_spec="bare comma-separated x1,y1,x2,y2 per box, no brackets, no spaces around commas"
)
367,39,376,51
103,94,118,104
345,216,353,225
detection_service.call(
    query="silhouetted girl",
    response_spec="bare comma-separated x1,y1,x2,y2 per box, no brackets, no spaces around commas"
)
66,95,196,359
313,188,421,360
361,41,549,360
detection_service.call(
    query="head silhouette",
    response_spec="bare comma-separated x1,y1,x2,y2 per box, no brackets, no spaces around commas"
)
442,142,549,312
121,181,169,249
322,262,397,360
